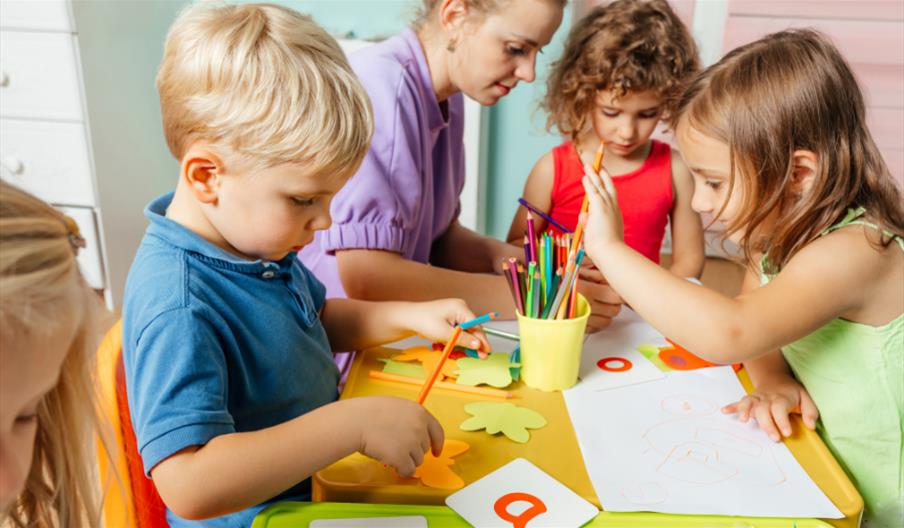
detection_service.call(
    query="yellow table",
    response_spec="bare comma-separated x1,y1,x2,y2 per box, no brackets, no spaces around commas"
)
312,347,863,527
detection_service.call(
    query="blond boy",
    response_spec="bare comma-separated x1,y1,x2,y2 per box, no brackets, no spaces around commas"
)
123,4,488,525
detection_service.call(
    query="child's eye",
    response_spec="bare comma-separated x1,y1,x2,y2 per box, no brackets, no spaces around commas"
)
601,110,619,118
639,111,660,119
705,181,722,191
506,46,526,56
15,413,38,427
291,197,316,207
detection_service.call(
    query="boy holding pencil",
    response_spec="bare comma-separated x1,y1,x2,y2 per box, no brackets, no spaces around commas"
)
122,4,488,526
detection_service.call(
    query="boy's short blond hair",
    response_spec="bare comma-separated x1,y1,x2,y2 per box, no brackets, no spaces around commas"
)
157,2,373,177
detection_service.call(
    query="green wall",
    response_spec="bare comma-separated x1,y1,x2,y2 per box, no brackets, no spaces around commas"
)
270,1,571,239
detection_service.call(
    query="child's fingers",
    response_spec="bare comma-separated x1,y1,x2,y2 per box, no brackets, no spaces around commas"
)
770,399,793,437
427,412,445,457
726,396,754,422
752,402,782,442
460,329,486,352
394,455,416,478
799,390,820,429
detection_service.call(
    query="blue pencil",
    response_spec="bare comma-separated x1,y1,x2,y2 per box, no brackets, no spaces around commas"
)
518,197,572,234
460,312,499,330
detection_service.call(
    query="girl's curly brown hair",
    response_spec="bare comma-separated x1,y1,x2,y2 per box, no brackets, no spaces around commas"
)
543,0,699,139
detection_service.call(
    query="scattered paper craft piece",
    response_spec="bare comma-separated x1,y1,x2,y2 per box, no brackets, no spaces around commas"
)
563,366,842,518
445,458,598,528
637,343,671,372
392,346,458,379
586,347,665,391
413,439,470,490
310,516,427,528
455,353,518,388
377,358,425,379
459,401,546,443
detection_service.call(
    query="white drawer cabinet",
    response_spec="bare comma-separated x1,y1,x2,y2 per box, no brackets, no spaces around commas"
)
1,118,95,206
0,30,84,121
0,0,182,308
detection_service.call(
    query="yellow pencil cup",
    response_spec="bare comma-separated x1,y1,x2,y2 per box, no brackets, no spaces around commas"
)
516,294,590,391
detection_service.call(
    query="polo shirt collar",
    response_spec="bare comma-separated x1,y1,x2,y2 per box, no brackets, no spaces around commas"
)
144,193,296,276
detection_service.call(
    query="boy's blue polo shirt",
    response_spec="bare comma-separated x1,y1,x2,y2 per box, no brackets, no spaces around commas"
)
122,193,340,527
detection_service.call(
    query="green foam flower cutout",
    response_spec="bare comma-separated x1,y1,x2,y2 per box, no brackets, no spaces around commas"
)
459,401,547,443
454,352,519,388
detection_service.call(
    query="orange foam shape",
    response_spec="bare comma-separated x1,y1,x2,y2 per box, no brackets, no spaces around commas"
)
413,438,470,490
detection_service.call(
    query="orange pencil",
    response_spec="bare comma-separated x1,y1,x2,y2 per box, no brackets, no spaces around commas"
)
416,326,461,404
571,141,605,257
369,370,513,399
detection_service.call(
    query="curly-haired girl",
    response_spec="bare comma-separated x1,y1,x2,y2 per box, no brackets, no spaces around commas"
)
508,0,704,281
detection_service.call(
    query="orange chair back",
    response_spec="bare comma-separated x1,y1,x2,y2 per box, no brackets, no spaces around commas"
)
97,320,169,528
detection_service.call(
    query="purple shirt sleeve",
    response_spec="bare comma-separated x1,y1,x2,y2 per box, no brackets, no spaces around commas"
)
319,61,423,256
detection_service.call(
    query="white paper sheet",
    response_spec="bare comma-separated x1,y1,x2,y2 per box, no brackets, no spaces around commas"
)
564,367,842,518
579,308,669,390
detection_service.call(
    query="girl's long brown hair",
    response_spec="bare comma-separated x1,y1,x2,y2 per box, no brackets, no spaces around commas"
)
671,29,904,273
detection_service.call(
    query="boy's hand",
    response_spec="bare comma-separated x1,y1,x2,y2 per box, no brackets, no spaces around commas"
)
403,299,491,356
352,396,445,477
581,162,625,258
721,379,819,441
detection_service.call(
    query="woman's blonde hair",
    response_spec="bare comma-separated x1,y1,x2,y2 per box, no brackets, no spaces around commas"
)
157,2,373,178
544,0,698,138
1,182,105,527
671,29,904,273
413,0,567,29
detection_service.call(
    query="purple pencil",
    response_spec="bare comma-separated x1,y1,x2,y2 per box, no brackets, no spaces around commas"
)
519,197,572,234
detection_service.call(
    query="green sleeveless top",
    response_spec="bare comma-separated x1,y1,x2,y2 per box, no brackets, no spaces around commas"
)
762,208,904,527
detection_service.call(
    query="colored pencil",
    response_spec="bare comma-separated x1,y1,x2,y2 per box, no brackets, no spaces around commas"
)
518,197,572,233
460,312,499,330
576,140,605,222
522,235,530,265
502,261,519,314
483,326,520,341
416,326,461,404
530,271,542,317
526,211,537,263
507,259,524,315
370,370,513,399
540,269,562,318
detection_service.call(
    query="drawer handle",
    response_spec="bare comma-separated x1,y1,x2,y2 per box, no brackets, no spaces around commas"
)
0,72,8,88
1,156,25,176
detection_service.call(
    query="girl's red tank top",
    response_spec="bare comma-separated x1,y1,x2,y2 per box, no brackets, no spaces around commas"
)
548,139,673,263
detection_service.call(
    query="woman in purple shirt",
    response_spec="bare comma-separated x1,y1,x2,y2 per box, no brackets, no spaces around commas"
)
301,0,621,331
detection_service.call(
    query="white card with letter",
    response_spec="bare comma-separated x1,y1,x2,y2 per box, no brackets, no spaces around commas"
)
445,458,598,527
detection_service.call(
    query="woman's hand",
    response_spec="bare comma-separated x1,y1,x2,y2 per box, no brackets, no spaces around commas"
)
581,161,625,259
401,299,491,356
721,377,819,441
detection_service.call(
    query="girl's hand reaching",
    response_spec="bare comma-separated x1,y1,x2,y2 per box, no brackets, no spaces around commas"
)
581,161,625,259
721,378,819,441
402,299,491,357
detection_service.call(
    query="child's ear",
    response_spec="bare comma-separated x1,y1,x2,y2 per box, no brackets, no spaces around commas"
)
180,146,224,205
789,149,819,198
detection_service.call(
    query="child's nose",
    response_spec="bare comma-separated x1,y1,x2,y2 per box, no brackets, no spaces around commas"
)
691,188,711,214
0,442,26,509
310,211,332,231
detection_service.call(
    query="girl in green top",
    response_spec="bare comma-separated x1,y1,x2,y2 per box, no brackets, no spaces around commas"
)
579,30,903,527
